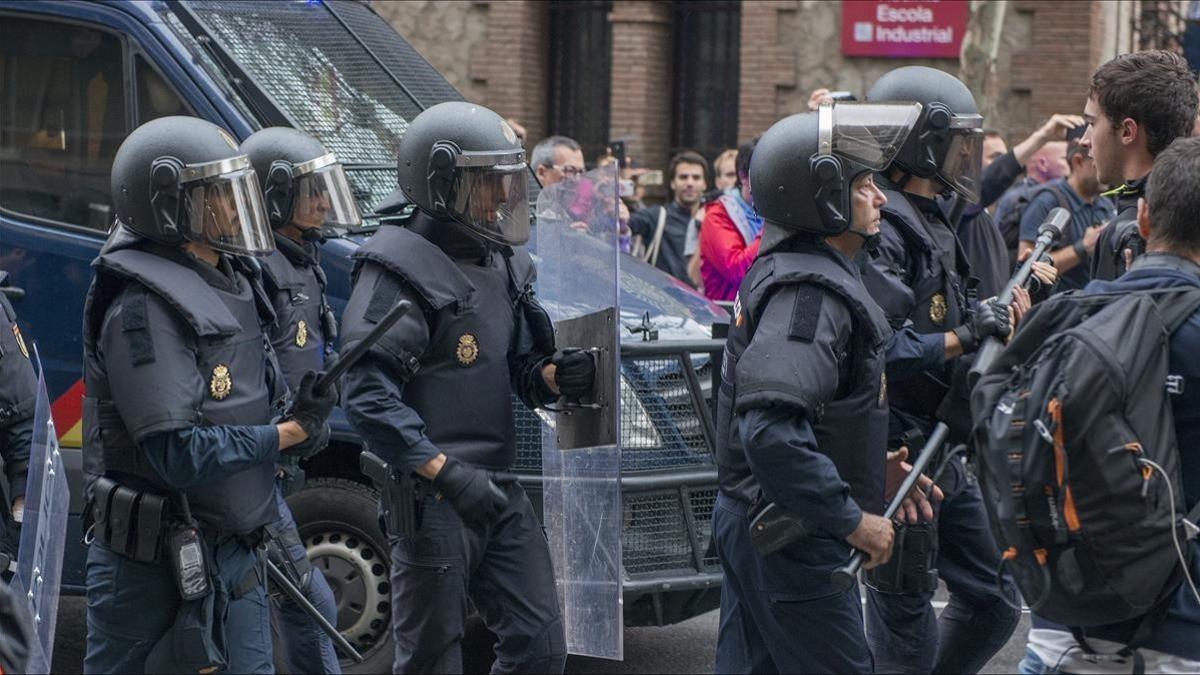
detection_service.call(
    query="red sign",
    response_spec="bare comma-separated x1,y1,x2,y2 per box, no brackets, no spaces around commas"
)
841,0,969,59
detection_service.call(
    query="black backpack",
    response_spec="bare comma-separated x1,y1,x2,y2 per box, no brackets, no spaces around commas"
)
971,287,1200,630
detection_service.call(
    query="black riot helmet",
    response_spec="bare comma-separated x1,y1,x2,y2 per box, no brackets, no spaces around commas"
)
867,66,984,202
751,102,922,239
396,101,530,246
111,116,273,256
240,127,361,233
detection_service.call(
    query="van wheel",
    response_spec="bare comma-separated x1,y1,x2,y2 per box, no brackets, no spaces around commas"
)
286,477,393,674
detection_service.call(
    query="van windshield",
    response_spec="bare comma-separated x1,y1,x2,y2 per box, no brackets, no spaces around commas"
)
163,0,464,227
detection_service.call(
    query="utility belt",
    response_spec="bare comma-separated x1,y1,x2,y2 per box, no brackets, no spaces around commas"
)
360,451,426,538
87,477,263,598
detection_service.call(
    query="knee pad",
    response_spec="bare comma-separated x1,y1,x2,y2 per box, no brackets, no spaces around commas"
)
865,522,938,594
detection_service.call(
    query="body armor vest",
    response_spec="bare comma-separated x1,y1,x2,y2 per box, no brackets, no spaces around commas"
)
863,188,973,424
260,235,336,391
82,247,284,534
351,225,535,470
716,240,892,515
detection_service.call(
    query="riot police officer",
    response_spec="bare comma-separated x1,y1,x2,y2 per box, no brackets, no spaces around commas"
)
862,66,1022,674
340,101,593,674
242,127,359,674
0,277,36,570
713,102,948,673
82,116,337,673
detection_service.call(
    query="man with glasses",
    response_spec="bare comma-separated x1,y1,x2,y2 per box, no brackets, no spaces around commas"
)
531,135,584,187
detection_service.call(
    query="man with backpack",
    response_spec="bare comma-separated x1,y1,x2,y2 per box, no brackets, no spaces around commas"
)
1081,50,1197,281
975,135,1200,674
1016,135,1114,293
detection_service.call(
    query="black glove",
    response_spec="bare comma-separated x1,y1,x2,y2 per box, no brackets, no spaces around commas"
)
953,298,1010,354
431,456,509,525
552,348,596,399
287,370,338,440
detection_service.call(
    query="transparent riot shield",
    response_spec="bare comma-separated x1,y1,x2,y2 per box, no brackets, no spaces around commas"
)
533,164,623,659
12,348,68,674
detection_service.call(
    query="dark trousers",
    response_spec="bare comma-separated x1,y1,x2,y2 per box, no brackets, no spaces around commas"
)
269,488,340,674
712,494,873,674
83,536,271,674
388,481,566,674
865,479,1021,674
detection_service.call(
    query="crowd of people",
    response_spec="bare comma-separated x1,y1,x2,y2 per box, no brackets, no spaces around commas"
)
522,47,1200,674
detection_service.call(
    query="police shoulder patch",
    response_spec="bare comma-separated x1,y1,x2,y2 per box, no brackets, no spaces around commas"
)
789,285,824,342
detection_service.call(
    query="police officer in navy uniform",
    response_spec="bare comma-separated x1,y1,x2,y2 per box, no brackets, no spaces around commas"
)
862,66,1023,674
241,127,360,674
81,116,337,673
340,101,593,674
712,102,958,673
0,277,36,570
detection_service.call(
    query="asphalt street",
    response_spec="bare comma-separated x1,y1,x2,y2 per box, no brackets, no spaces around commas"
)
53,591,1029,673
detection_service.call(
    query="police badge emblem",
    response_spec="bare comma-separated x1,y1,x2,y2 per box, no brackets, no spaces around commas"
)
878,372,888,407
929,293,948,326
295,320,308,348
456,334,479,366
11,325,28,359
210,364,232,400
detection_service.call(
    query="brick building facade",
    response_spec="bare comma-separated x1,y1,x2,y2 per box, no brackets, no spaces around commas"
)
374,1,1137,175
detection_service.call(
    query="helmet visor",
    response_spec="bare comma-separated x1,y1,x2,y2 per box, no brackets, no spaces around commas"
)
448,158,531,246
292,158,362,229
938,124,983,203
182,158,274,256
826,102,923,170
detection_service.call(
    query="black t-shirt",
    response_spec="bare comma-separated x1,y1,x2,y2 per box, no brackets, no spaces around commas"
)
629,201,694,284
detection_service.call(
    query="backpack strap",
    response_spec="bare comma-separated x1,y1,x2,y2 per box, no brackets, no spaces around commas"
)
1147,287,1200,334
647,206,668,266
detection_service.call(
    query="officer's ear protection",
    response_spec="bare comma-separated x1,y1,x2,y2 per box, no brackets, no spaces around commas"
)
911,102,953,177
427,140,460,214
811,103,851,234
264,159,296,228
810,154,850,233
149,156,185,241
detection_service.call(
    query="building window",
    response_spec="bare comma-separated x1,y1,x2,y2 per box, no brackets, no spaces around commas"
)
547,0,612,164
672,1,740,164
0,17,129,231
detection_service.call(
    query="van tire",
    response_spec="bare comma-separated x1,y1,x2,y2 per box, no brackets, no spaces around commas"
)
285,477,393,674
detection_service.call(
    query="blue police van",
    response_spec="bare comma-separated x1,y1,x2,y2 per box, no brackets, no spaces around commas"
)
0,0,727,668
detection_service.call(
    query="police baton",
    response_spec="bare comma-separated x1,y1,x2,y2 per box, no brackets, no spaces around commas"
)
264,558,365,663
970,207,1070,378
312,299,413,395
831,422,949,591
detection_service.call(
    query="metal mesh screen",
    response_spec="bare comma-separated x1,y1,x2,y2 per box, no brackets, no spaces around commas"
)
622,490,693,575
622,485,720,576
621,356,713,472
326,1,465,108
184,0,422,163
688,487,721,570
512,397,545,473
343,167,399,227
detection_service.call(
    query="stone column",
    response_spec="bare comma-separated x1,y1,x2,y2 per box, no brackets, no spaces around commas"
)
609,1,674,173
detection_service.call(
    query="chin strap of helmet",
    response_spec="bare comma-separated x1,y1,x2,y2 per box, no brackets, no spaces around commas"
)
848,226,882,254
